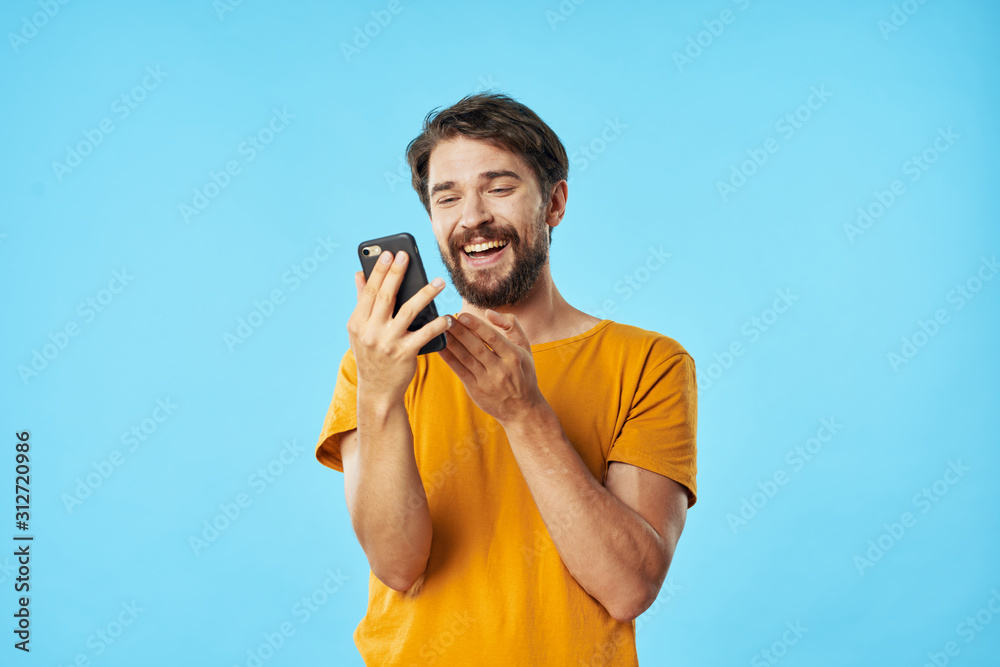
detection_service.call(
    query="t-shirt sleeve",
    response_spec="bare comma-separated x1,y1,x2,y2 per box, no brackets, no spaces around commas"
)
607,350,698,508
314,348,358,473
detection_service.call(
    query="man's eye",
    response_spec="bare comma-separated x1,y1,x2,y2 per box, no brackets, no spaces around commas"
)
491,188,513,194
438,196,457,204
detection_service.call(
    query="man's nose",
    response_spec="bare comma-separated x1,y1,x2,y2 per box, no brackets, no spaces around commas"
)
459,191,492,229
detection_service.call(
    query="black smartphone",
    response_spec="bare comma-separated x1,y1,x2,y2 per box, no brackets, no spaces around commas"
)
358,232,446,355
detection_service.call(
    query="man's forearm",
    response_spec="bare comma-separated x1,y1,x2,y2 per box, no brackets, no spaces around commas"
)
350,390,432,591
502,403,666,622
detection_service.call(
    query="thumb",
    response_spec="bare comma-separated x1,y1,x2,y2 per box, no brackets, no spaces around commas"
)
485,309,512,328
354,271,365,300
486,310,530,349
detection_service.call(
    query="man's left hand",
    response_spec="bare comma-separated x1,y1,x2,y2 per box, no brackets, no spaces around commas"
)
437,310,546,425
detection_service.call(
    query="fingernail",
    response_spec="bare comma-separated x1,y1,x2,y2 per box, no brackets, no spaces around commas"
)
394,251,407,264
432,277,444,287
458,314,470,324
380,251,392,264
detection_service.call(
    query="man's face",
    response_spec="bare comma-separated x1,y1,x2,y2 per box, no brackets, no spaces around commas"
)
426,136,552,310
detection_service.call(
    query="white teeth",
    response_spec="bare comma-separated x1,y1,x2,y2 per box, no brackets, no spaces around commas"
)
463,239,508,253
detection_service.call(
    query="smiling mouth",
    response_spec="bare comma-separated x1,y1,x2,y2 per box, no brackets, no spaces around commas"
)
462,239,509,258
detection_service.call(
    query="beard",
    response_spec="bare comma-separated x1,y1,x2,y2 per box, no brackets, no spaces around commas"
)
438,209,549,311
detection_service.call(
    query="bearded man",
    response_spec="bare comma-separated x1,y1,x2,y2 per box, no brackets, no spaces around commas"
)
315,92,698,666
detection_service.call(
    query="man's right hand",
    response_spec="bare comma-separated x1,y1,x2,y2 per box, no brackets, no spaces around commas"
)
346,249,452,402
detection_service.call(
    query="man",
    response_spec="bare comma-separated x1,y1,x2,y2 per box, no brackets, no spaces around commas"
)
315,92,697,665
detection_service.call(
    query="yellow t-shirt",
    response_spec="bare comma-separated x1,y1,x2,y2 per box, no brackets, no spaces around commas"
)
315,319,697,666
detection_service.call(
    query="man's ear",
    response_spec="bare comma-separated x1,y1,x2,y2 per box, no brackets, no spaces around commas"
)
545,180,568,229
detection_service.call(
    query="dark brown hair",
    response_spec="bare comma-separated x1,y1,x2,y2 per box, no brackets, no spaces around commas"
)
405,92,568,240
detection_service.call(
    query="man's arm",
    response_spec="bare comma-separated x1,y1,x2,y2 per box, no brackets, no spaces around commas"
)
340,248,453,592
438,310,690,622
340,394,432,592
503,409,688,622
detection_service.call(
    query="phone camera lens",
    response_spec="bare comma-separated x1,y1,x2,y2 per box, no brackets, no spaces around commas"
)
362,248,370,256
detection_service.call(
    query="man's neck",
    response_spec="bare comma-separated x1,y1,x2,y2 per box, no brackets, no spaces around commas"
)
457,267,602,346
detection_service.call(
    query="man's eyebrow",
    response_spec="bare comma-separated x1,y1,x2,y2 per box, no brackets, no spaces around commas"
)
480,170,522,182
430,170,522,197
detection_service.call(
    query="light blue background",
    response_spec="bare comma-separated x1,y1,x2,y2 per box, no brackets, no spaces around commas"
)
2,0,998,665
